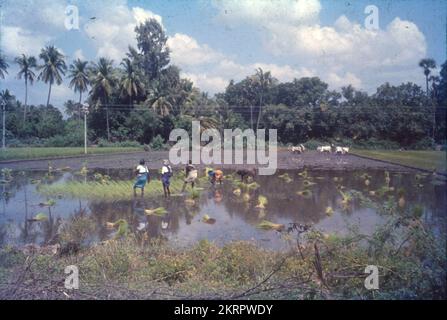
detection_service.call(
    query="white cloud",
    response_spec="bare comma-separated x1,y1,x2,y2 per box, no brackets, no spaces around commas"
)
212,0,428,92
213,0,321,26
167,33,224,66
84,5,163,61
73,49,86,61
2,26,51,56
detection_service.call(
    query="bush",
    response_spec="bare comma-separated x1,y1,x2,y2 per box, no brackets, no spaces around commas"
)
409,137,435,150
97,139,141,148
149,134,166,150
44,132,83,147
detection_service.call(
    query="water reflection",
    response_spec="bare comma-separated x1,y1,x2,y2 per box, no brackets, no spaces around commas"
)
0,169,445,250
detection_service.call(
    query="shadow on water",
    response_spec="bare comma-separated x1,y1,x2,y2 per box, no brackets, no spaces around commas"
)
0,168,445,250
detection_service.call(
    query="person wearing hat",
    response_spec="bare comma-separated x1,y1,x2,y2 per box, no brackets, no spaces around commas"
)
134,159,150,196
161,159,173,198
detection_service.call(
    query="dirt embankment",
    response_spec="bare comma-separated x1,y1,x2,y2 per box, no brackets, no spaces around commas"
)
0,150,416,172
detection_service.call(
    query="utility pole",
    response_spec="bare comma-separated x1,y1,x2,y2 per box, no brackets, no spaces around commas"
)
82,103,89,154
2,100,5,150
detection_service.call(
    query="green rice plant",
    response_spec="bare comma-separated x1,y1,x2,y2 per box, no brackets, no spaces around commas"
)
296,189,313,198
39,175,207,200
256,195,268,209
278,173,292,183
202,214,216,224
145,207,168,217
257,220,284,231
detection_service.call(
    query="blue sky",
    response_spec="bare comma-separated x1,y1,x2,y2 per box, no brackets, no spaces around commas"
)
1,0,446,110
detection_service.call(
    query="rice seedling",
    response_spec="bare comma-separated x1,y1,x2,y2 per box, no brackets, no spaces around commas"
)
242,192,251,202
297,170,308,178
39,199,56,207
364,179,370,186
257,220,284,231
107,219,129,239
278,173,292,183
202,214,216,224
232,188,241,196
303,180,316,187
30,212,48,222
39,175,207,200
296,189,312,198
145,207,168,217
339,190,353,210
325,206,334,216
255,195,268,209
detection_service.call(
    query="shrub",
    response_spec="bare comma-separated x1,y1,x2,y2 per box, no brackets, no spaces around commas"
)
149,134,166,150
97,139,141,148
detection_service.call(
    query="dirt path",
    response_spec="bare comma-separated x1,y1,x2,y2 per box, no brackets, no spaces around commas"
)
0,150,416,172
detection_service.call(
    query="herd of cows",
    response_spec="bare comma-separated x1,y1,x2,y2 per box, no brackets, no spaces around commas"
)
288,144,350,155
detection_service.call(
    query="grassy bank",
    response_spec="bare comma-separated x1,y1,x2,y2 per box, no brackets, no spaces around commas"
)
0,147,143,161
352,150,446,172
0,210,445,299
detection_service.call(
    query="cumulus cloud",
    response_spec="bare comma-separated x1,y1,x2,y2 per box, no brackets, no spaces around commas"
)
2,26,51,56
212,0,428,91
213,0,321,26
83,5,162,61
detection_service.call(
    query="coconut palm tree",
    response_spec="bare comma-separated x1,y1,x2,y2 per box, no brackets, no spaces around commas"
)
89,57,116,141
147,95,173,117
37,45,67,107
419,58,436,96
0,55,8,79
119,58,144,107
253,68,275,130
68,59,89,122
15,54,37,121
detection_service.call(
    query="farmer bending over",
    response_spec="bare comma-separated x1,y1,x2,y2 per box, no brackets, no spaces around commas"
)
134,159,150,196
182,160,198,192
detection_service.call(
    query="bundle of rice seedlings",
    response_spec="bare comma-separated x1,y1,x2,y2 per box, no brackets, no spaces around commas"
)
255,195,268,209
257,220,284,231
233,188,241,196
296,189,312,198
325,206,334,216
145,207,168,217
202,214,216,224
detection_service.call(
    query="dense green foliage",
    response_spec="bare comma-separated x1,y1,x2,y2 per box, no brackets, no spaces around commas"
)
1,19,446,149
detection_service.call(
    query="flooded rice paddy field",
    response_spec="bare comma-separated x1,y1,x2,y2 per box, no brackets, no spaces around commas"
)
0,168,445,251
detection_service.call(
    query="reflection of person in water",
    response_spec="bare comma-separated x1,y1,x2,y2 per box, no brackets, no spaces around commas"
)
133,159,150,196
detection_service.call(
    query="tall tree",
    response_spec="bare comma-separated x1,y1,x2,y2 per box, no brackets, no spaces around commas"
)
135,19,170,82
15,54,37,121
119,57,144,106
89,57,116,141
37,46,67,107
253,68,275,130
0,55,8,79
419,58,436,96
68,59,89,122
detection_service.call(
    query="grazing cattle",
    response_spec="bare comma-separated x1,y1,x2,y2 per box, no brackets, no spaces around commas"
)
236,168,257,182
318,145,331,153
335,146,350,155
289,145,305,154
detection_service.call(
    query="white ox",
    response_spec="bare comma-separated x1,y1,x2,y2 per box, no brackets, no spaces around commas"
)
335,146,350,155
289,144,306,154
317,145,332,153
